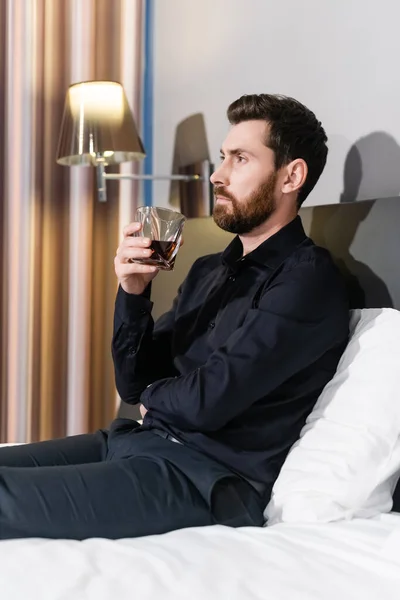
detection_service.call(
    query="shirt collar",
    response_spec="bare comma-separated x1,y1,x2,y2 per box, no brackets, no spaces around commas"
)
221,216,308,271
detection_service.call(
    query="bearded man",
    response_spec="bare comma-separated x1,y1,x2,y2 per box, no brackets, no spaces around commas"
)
0,94,349,540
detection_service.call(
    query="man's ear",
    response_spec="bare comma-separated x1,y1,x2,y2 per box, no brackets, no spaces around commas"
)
281,159,308,194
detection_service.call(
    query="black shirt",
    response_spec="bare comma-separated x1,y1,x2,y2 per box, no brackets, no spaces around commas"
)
112,216,349,493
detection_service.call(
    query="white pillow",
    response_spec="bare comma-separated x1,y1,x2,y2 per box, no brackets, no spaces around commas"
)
265,308,400,525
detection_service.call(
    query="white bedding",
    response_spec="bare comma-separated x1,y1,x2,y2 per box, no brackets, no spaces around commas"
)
1,514,400,600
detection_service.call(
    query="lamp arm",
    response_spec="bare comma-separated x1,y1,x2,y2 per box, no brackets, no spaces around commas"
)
95,171,203,203
103,173,203,181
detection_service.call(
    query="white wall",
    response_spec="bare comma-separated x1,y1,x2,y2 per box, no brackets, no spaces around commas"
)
153,0,400,208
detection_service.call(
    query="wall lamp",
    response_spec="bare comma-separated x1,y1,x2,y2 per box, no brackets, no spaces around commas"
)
56,81,213,217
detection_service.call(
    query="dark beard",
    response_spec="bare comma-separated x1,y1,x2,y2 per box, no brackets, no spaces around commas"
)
212,171,277,234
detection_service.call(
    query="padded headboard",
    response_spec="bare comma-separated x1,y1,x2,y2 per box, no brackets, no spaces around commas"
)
152,196,400,319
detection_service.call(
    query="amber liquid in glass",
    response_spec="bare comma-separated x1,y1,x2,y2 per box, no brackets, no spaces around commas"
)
132,240,178,270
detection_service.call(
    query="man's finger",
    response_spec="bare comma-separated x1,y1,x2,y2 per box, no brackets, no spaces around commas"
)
118,247,154,262
123,222,142,237
116,262,158,274
123,237,152,248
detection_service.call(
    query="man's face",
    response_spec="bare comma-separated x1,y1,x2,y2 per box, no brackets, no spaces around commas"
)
210,120,279,234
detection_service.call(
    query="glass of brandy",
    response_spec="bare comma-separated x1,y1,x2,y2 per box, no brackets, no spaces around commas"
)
130,206,186,271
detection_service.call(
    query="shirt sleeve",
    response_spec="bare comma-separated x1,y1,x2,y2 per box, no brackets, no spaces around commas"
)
112,284,180,404
140,260,348,431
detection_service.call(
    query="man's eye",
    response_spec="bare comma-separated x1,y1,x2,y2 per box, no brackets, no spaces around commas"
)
219,155,225,162
236,155,245,163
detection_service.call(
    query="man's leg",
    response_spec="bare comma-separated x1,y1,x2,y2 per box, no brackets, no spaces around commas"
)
0,430,108,468
0,455,215,540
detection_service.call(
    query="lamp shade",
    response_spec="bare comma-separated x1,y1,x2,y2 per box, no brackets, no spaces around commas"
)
56,81,145,166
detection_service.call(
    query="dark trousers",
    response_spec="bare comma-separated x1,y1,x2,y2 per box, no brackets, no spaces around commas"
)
0,426,264,540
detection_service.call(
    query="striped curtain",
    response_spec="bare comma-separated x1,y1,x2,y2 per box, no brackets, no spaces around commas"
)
0,0,147,443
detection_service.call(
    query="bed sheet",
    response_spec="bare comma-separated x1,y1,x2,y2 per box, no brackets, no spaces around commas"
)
1,513,400,600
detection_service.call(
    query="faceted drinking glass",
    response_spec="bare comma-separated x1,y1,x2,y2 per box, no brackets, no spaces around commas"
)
130,206,186,271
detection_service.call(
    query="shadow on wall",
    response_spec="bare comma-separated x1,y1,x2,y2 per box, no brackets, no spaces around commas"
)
168,113,211,209
308,132,400,309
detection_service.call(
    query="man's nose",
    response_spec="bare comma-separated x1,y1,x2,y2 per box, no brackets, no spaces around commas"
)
210,162,229,187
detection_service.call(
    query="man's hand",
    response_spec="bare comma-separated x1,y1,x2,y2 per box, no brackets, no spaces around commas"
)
139,404,148,419
114,222,159,295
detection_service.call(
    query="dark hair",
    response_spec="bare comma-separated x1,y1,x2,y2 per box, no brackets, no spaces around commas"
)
227,94,328,207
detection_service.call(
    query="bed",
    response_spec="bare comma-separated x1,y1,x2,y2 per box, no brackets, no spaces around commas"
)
2,197,400,599
1,514,400,599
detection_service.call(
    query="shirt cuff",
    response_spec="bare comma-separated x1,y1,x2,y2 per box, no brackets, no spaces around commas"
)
115,285,154,325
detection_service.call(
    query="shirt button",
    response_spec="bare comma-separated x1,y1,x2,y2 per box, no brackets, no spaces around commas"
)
209,322,215,329
139,309,147,315
228,275,235,282
128,346,136,355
